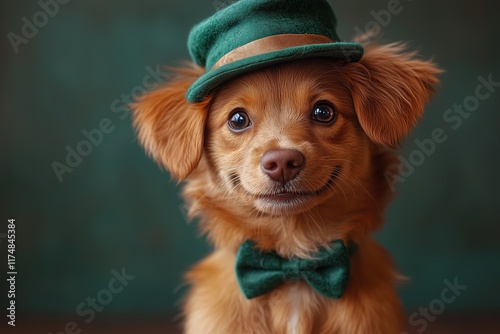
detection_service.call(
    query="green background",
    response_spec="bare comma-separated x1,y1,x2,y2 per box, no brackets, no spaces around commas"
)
2,0,499,325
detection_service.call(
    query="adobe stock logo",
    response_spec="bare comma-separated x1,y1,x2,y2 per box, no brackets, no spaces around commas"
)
7,0,72,54
353,0,411,44
51,65,169,183
386,74,499,191
48,267,135,334
401,277,467,334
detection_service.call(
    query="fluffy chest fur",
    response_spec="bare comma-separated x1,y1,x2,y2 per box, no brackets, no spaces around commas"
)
182,238,405,334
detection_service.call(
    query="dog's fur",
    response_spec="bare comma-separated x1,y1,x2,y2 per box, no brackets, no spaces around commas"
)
132,43,440,333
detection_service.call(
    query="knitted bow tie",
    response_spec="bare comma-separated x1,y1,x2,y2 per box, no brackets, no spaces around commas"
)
235,240,356,299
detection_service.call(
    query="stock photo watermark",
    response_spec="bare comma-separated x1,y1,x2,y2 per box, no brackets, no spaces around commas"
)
48,267,135,334
6,219,17,327
51,64,170,183
7,0,72,54
401,277,467,334
354,0,414,43
386,73,499,191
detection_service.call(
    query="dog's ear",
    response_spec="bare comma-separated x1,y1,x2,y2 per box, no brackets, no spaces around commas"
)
347,43,441,148
131,64,209,180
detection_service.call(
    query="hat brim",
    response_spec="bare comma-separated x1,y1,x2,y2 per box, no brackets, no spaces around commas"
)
186,42,363,103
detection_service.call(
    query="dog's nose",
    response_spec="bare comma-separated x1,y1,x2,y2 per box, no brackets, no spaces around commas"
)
260,149,305,183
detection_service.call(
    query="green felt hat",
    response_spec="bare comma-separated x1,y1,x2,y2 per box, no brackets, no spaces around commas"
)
186,0,363,103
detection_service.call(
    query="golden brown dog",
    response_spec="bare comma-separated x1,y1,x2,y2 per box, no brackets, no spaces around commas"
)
132,43,440,333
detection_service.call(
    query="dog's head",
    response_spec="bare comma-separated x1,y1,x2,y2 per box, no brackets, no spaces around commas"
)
132,44,440,245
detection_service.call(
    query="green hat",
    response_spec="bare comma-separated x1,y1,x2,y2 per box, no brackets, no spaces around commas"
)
186,0,363,103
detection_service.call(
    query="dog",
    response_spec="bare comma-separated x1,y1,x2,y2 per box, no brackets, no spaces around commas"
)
132,1,440,333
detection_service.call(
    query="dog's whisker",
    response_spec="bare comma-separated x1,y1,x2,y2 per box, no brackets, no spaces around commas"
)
305,205,327,241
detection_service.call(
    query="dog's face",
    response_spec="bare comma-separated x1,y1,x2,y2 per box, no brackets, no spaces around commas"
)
205,59,370,216
132,44,440,238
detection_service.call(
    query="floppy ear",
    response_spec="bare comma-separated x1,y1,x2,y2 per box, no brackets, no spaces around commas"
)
131,64,209,180
347,43,442,148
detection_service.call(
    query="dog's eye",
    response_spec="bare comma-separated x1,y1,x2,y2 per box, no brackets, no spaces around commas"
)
312,103,337,124
228,109,251,131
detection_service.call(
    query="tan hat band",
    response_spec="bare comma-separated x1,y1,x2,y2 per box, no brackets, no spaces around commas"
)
212,34,334,69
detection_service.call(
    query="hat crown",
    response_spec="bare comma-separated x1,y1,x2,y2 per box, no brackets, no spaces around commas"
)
185,0,363,102
188,0,341,70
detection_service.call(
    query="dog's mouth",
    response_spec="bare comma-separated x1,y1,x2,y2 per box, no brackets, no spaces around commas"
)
258,167,340,202
230,166,341,207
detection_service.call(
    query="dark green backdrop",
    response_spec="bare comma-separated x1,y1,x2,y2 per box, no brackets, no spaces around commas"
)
2,0,499,325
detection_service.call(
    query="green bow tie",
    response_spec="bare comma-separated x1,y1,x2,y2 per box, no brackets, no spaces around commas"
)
235,240,355,299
